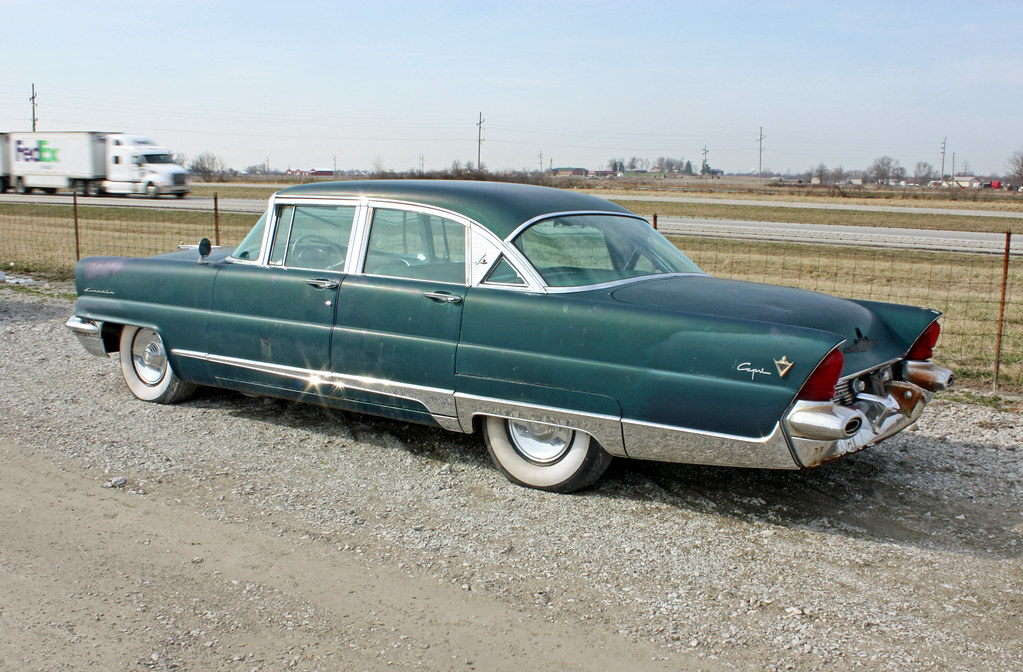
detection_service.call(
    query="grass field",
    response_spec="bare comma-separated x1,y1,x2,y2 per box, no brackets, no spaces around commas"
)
0,203,256,276
2,198,1019,386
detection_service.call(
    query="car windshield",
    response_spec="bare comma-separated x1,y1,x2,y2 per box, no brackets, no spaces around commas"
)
231,212,268,261
513,214,701,287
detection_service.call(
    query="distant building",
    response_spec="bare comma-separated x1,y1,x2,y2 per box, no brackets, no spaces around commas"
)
953,176,981,188
552,167,588,177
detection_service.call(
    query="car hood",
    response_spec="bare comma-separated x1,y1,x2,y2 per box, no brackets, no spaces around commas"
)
611,275,910,373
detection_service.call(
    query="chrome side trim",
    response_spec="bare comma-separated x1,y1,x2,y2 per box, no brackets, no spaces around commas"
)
622,419,797,469
172,349,457,418
454,393,627,456
541,272,706,295
505,211,649,241
65,316,109,358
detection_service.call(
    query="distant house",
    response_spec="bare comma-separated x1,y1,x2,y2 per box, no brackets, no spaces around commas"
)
953,176,981,189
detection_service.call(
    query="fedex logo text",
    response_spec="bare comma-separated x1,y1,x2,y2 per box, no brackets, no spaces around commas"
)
15,139,60,163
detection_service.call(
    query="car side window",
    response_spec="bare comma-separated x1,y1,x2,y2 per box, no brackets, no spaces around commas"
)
364,209,466,283
482,256,527,286
284,205,356,271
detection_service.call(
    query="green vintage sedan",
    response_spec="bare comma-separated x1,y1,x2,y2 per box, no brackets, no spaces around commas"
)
67,180,952,492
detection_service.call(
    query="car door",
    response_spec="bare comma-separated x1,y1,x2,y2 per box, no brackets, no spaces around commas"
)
208,202,357,399
331,206,467,423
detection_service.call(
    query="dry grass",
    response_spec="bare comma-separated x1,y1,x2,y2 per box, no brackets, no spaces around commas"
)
0,203,257,277
1,201,1019,386
618,200,1023,234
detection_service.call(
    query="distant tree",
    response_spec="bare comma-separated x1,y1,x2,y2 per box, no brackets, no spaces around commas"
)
188,151,226,181
913,162,936,184
684,160,694,175
868,156,901,184
831,165,846,184
1006,149,1023,184
813,163,828,183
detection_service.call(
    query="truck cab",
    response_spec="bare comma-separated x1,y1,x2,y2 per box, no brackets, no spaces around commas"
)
104,134,189,198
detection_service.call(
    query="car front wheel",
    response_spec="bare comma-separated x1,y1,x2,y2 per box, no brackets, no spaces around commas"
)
482,416,612,492
118,326,196,404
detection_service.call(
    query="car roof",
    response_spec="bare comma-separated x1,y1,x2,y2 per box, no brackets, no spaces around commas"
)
275,179,635,239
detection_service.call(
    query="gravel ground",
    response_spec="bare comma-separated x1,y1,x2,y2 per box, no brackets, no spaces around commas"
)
2,284,1022,671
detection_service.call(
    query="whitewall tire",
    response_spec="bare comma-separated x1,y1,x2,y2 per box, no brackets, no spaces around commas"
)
118,326,196,404
483,416,612,493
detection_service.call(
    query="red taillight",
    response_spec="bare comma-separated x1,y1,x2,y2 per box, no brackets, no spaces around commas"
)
797,349,844,402
906,321,940,361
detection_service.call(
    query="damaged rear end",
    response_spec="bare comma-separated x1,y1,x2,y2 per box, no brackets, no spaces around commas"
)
784,319,953,467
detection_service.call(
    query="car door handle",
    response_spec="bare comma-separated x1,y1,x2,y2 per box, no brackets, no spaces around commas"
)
424,291,462,304
306,278,340,290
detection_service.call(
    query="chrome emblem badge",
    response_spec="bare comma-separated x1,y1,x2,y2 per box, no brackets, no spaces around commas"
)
774,356,794,378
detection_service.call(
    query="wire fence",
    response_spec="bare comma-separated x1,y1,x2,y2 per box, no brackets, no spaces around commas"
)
1,197,1019,388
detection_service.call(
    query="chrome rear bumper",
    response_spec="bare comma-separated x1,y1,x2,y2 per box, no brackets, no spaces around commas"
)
784,362,952,468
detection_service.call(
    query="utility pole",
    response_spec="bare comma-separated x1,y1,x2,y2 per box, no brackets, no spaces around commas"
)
757,127,766,186
939,137,947,183
701,145,709,176
332,154,337,177
476,112,485,171
538,150,543,174
29,83,38,131
951,152,956,185
419,154,425,174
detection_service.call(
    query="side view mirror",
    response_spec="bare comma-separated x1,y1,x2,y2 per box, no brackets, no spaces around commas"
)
198,238,212,264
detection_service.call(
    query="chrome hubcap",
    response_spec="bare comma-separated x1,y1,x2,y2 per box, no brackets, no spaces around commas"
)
131,328,166,385
507,420,574,464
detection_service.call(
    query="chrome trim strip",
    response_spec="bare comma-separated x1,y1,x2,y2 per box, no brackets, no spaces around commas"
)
505,211,649,242
621,418,797,469
541,272,707,294
172,349,457,418
454,393,626,456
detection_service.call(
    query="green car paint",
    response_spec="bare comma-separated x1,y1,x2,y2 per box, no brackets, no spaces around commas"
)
67,180,952,485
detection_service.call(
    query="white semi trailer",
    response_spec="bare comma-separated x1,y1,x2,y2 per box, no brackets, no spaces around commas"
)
0,131,189,198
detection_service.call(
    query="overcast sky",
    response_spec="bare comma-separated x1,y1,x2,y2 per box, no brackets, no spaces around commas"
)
2,1,1020,176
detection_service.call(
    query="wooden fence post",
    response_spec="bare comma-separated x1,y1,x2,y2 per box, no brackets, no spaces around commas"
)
214,192,221,246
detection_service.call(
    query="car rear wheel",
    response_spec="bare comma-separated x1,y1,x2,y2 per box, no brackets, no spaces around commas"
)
118,326,196,404
482,416,612,492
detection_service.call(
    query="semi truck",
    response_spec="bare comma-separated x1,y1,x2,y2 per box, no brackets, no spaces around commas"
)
0,131,189,198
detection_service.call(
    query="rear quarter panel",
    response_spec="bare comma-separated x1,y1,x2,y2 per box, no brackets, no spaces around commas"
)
456,287,843,439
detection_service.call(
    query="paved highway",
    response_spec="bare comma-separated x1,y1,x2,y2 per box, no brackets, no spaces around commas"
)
1,192,1018,256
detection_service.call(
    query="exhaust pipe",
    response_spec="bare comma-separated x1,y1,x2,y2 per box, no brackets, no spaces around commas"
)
788,401,866,440
901,361,954,392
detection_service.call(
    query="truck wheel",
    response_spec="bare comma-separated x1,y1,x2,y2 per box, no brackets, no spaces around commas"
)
145,183,160,198
74,181,88,196
15,178,28,194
